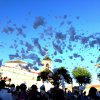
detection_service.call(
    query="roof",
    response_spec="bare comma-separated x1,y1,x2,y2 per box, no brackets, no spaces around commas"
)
43,55,52,61
6,60,28,64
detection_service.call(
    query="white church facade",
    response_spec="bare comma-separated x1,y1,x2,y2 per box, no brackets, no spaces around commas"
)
0,56,52,88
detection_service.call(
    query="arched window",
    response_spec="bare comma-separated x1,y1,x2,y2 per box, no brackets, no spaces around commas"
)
46,63,49,68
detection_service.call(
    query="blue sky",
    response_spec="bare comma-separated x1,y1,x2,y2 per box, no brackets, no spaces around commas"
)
0,0,100,84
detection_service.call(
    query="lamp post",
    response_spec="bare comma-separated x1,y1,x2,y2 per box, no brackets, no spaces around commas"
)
69,77,73,92
96,49,100,82
97,73,100,82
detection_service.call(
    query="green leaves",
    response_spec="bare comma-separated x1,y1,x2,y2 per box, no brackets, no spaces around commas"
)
39,68,52,82
39,66,92,86
39,67,72,86
72,67,92,85
57,67,72,84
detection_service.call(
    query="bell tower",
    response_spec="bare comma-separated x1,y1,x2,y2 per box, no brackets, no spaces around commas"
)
41,45,52,70
42,55,52,70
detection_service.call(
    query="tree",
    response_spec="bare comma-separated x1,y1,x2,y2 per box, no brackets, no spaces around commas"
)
38,67,72,88
39,68,52,83
57,67,72,84
72,67,91,86
50,67,72,87
50,68,60,86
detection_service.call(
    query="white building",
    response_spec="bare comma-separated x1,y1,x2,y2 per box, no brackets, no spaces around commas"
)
5,60,28,68
0,57,53,88
0,60,39,87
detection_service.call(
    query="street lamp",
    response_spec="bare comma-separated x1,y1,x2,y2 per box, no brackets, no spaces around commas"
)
96,49,100,82
97,73,100,82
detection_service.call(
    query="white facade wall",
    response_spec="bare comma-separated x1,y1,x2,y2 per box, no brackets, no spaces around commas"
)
0,66,38,87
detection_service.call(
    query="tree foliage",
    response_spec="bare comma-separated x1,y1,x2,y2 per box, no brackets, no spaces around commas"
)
50,67,72,86
57,67,72,84
39,67,72,87
39,68,52,82
72,67,91,85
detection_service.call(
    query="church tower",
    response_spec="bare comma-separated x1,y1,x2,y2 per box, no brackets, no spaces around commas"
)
41,45,52,71
41,55,52,70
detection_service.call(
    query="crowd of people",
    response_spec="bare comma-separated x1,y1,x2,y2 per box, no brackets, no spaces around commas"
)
0,80,100,100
